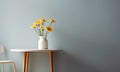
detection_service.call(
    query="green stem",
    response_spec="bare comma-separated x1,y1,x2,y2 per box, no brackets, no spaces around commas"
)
42,24,44,36
34,28,39,36
37,26,41,36
42,29,44,36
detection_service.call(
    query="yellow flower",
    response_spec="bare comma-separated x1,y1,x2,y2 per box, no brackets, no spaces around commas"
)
33,20,41,25
30,24,36,29
39,18,46,24
39,25,44,30
45,26,53,32
49,18,55,23
41,18,46,22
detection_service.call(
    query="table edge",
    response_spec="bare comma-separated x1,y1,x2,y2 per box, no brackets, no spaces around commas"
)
10,49,61,52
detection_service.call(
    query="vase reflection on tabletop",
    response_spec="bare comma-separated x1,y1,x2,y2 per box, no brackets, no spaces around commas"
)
30,18,56,49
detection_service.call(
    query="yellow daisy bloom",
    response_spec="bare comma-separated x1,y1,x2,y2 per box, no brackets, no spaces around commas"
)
39,18,46,24
30,24,36,29
49,18,56,23
41,18,46,22
39,25,44,30
39,19,44,24
34,20,41,25
45,26,53,32
32,23,37,26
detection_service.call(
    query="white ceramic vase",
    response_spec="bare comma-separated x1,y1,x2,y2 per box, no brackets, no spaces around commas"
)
38,36,48,49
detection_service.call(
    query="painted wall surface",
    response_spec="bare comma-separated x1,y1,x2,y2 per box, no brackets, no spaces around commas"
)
0,0,120,72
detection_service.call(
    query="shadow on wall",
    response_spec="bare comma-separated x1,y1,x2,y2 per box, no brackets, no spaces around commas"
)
54,51,105,72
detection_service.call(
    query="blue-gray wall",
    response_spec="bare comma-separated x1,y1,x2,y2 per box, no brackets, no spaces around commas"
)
0,0,120,72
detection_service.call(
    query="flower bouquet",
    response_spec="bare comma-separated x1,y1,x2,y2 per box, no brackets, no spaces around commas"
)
30,18,55,36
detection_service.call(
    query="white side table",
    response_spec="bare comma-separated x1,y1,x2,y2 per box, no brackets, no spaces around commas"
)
10,49,60,72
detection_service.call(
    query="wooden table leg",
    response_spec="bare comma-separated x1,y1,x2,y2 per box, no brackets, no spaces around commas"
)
49,51,54,72
23,52,29,72
23,52,26,72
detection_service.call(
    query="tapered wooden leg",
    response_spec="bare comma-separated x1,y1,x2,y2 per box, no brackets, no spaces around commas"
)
23,52,29,72
49,51,54,72
25,52,29,72
23,52,26,72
